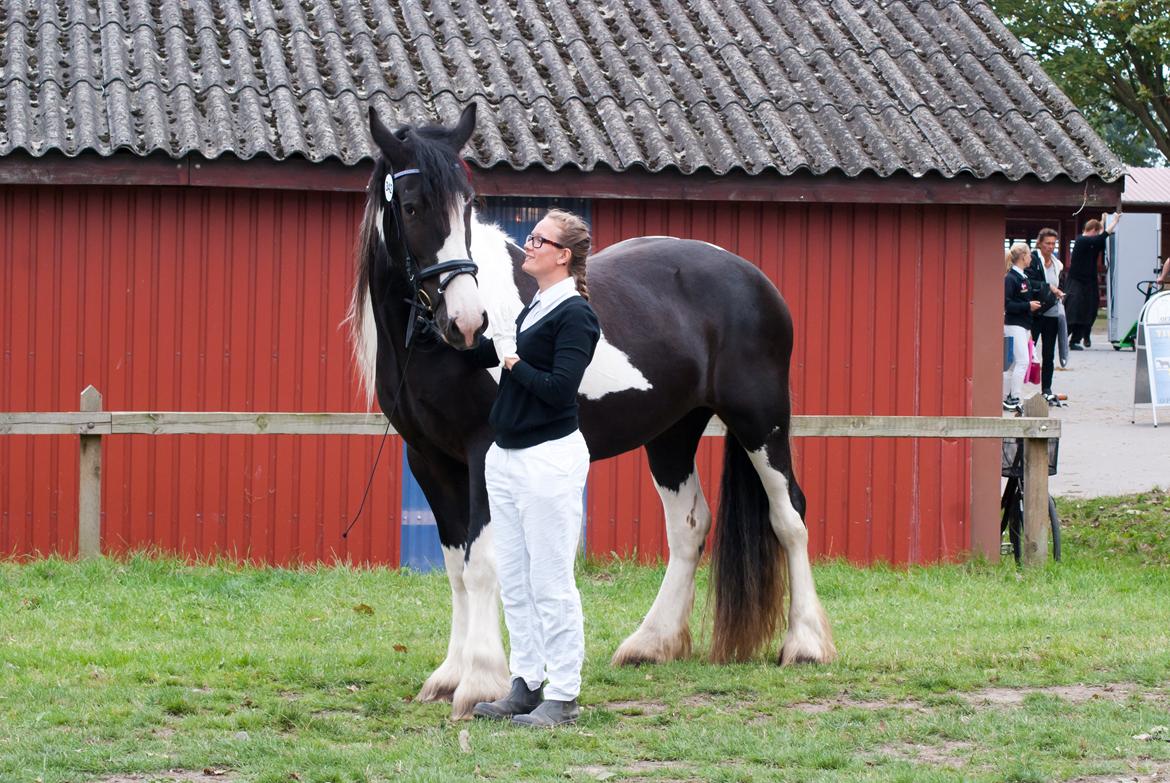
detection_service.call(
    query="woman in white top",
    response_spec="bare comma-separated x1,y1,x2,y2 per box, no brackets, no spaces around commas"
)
1026,228,1064,404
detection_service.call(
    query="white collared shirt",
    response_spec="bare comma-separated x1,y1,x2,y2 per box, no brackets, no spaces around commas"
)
520,277,580,333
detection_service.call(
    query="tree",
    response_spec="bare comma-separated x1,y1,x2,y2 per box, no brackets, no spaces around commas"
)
990,0,1170,166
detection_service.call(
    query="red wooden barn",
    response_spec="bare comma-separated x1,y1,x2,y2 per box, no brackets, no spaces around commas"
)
1,0,1123,565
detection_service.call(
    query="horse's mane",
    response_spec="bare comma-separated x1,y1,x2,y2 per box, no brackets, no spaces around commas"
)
344,122,475,407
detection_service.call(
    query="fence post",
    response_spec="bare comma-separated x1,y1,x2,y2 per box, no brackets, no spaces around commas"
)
78,386,103,558
1021,394,1050,566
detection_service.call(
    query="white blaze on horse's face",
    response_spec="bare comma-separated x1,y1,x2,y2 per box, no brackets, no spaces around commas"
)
436,199,487,349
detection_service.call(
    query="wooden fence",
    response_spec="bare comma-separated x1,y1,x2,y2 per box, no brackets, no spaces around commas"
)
1,387,1062,565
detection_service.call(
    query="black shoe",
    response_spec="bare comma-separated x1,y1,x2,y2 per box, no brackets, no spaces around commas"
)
1042,391,1061,407
511,698,580,727
1084,336,1091,348
1003,396,1021,412
1070,343,1084,351
472,679,543,720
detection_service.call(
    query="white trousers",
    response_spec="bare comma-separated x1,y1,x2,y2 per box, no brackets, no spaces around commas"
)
484,430,590,701
1003,324,1029,400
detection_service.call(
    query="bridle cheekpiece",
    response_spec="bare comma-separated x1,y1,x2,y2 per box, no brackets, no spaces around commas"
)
382,165,479,346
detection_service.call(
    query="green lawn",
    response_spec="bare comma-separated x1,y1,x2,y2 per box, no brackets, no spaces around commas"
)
2,489,1169,783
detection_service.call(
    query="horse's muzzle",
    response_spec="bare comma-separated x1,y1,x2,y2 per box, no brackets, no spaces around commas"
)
440,309,488,350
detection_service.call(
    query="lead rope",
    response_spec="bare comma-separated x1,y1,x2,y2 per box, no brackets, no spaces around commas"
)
342,340,414,540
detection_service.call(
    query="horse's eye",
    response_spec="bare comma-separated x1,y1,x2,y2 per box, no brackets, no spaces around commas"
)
404,204,418,217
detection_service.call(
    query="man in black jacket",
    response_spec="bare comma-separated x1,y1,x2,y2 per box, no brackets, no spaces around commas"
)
1066,213,1120,349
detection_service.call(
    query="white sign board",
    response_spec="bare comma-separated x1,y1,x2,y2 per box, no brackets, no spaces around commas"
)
1133,291,1170,426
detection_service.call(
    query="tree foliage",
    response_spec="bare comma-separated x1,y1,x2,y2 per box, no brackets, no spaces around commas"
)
990,0,1170,165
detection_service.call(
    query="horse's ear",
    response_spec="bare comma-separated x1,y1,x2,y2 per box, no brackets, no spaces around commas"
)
447,103,477,152
369,107,409,164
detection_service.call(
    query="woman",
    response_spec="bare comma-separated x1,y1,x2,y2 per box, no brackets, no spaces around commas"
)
1026,228,1064,404
470,209,600,727
1004,242,1041,413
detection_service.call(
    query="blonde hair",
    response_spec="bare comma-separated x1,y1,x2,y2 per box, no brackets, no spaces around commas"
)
1005,242,1030,272
545,208,591,301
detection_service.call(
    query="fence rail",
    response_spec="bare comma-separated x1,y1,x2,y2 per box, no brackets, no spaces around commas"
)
3,387,1061,564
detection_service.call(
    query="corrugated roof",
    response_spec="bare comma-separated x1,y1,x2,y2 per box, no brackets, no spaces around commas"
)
1123,167,1170,205
0,0,1124,182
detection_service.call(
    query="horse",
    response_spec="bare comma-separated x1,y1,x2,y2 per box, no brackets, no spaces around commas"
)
348,103,837,719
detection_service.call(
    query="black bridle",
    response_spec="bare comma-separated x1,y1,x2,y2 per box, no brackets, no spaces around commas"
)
382,166,479,346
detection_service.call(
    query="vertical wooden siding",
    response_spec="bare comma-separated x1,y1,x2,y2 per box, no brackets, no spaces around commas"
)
587,200,1002,564
2,186,1001,566
0,185,400,564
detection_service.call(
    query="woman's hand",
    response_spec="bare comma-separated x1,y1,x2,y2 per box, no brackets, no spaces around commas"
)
1030,301,1042,312
503,355,520,370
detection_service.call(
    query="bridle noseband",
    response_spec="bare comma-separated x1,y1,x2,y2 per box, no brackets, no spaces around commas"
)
382,166,479,346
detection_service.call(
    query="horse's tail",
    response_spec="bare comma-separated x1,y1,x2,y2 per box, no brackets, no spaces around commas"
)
710,432,786,663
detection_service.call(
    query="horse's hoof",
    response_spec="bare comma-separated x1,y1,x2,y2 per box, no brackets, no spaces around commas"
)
416,667,460,703
611,627,692,666
450,669,509,721
415,683,455,703
778,610,838,665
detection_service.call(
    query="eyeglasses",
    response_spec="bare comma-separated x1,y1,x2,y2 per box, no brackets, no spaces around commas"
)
524,233,567,250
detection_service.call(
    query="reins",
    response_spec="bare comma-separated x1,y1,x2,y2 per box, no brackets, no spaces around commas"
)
343,161,478,540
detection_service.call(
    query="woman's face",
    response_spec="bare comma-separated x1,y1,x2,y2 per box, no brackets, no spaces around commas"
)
522,217,571,282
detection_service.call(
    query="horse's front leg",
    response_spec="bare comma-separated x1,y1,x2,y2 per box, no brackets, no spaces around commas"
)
449,446,509,719
415,544,470,703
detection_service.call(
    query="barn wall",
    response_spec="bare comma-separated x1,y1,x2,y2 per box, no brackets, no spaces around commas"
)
0,185,400,565
2,186,1002,566
587,200,1004,564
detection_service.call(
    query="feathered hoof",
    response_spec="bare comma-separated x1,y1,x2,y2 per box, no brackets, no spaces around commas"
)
611,627,692,667
449,666,510,721
778,609,838,665
416,665,460,703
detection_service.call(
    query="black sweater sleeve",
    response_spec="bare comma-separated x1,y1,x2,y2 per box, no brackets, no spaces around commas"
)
507,306,601,407
467,335,502,368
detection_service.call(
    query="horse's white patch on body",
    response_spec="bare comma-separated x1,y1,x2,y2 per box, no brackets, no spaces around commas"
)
745,446,837,664
579,336,653,399
468,214,525,347
612,470,710,664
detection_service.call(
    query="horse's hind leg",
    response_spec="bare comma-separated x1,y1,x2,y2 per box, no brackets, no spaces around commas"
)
613,408,712,666
746,431,837,665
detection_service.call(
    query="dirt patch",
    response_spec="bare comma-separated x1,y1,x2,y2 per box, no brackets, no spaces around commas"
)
568,761,693,781
1063,759,1170,782
604,699,668,716
679,693,718,708
963,683,1159,707
791,696,930,714
876,740,973,769
90,771,236,783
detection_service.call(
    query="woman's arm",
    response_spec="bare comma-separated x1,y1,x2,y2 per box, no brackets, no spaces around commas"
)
507,309,600,407
463,332,514,369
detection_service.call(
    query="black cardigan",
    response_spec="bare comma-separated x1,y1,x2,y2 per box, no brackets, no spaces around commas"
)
469,297,601,449
1004,268,1033,329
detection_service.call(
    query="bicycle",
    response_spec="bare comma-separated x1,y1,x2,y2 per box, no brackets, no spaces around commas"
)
1000,436,1061,563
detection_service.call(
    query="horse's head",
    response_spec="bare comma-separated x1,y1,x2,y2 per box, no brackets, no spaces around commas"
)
367,104,488,350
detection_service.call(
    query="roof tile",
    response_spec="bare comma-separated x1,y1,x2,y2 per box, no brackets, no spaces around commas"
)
0,0,1123,182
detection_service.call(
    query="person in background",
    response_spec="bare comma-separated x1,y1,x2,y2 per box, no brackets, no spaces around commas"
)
1027,228,1064,405
1157,256,1170,290
1004,242,1042,413
1066,212,1120,349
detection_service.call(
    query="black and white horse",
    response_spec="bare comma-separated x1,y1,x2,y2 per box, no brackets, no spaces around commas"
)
349,105,836,719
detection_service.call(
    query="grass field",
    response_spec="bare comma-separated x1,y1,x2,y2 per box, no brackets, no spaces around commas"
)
2,489,1169,783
